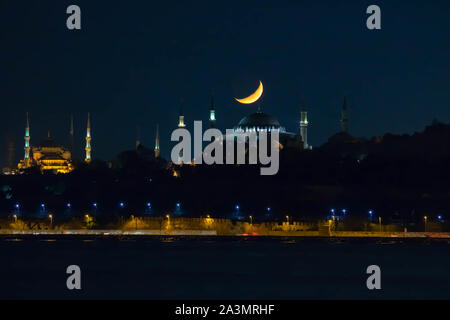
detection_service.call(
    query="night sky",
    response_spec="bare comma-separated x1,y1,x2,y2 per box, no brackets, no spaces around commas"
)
1,0,449,163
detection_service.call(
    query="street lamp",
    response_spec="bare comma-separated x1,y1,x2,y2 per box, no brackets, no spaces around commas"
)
13,214,17,223
378,216,382,232
48,214,53,228
85,214,90,227
249,215,253,225
286,215,289,223
424,216,428,232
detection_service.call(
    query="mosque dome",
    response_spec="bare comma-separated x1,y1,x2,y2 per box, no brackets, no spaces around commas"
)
236,111,282,131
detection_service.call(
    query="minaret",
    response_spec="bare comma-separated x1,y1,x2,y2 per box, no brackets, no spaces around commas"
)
209,95,216,129
299,108,308,149
85,112,92,163
24,112,31,166
177,102,185,163
178,104,186,128
154,124,160,159
340,97,349,133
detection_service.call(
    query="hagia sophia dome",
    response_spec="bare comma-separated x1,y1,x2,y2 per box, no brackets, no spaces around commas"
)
234,111,286,132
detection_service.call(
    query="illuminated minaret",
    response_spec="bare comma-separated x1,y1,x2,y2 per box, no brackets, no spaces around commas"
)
24,112,31,166
154,124,160,159
340,97,349,133
299,108,308,149
85,112,92,163
178,104,186,128
177,103,185,163
209,95,216,129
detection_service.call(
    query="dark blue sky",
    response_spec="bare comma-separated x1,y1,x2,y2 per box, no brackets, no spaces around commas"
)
1,0,450,162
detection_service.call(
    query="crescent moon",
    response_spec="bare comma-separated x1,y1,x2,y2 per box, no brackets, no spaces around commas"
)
235,81,263,104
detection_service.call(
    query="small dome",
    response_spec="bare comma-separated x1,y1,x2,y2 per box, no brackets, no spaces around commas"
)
236,111,281,130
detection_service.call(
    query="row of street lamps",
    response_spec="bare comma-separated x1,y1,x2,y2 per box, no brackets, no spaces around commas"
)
10,211,436,233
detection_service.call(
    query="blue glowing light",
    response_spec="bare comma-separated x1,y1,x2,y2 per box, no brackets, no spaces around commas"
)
369,210,374,215
235,205,240,210
176,203,181,208
147,202,151,208
119,202,125,208
41,203,45,208
67,203,71,208
330,209,335,214
267,207,271,211
15,204,19,209
93,202,97,208
438,215,442,220
342,209,347,214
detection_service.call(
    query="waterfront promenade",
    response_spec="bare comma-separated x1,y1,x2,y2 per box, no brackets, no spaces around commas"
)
1,229,450,238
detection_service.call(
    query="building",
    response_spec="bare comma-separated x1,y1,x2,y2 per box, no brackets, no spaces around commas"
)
209,96,216,129
300,108,308,149
18,132,74,174
154,124,160,159
17,112,92,174
232,108,305,150
177,104,186,163
85,112,92,163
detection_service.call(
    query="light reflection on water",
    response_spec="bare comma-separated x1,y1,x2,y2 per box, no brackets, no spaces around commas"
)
160,237,176,243
1,235,450,247
281,239,297,244
376,240,401,245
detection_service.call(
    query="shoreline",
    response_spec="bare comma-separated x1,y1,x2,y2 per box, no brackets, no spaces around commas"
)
1,229,450,238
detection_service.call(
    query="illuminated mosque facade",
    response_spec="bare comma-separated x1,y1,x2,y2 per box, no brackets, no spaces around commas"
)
17,112,92,174
170,96,351,166
174,97,314,155
232,107,308,150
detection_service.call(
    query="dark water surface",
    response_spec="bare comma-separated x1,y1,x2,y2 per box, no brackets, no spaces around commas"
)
1,235,450,299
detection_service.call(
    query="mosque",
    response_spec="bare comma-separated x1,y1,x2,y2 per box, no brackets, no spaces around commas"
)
14,96,350,173
170,95,350,164
17,113,92,174
232,107,307,150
